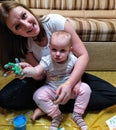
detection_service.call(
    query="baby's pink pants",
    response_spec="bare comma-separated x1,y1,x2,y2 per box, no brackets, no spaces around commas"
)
33,82,91,118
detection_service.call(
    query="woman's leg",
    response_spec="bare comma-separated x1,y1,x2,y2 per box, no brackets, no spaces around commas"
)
1,73,116,112
59,73,116,112
82,73,116,111
0,78,45,110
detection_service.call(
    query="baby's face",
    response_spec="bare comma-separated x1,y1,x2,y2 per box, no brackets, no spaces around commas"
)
49,41,71,63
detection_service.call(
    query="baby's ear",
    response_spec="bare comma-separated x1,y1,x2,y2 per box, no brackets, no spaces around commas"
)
49,44,51,49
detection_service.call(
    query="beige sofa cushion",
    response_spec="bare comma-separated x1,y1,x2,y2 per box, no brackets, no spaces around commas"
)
68,18,116,42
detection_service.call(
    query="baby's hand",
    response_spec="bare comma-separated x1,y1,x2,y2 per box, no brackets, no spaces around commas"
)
20,67,35,79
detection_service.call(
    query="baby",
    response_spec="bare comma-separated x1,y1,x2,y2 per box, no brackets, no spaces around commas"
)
21,30,91,130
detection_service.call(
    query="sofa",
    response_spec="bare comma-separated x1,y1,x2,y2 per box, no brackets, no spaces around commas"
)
0,0,116,130
14,0,116,71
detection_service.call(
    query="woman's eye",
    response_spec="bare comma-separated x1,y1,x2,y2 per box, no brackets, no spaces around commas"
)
15,13,27,30
22,13,27,19
15,24,20,30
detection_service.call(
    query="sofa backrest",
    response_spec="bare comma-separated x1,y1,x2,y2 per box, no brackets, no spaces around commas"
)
14,0,116,18
15,0,116,10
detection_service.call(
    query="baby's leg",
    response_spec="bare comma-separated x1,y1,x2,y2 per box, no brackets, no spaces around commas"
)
49,114,63,130
33,85,63,129
72,112,88,130
72,82,91,130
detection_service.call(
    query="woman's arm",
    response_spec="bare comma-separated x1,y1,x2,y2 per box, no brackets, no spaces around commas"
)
25,52,39,67
64,20,89,87
54,20,89,104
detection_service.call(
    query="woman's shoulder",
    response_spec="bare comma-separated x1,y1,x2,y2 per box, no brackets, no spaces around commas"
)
40,14,66,23
40,14,66,31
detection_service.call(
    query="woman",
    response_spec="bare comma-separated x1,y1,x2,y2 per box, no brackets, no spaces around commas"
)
0,1,116,114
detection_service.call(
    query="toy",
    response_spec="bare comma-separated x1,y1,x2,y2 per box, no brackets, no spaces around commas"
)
3,58,21,76
13,114,27,130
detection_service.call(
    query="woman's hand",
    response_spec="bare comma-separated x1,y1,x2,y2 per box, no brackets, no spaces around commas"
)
54,81,72,105
3,70,14,77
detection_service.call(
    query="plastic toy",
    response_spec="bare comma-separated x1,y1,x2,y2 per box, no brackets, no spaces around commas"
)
13,114,27,130
3,58,21,76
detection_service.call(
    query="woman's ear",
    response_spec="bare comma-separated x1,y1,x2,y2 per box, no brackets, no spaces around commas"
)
70,46,73,51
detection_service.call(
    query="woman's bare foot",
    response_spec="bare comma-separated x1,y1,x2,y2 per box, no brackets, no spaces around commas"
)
31,108,45,121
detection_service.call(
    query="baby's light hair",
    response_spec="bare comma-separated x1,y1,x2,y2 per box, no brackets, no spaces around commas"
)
51,30,72,47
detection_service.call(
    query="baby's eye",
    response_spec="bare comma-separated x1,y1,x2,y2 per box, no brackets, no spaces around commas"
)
52,48,57,52
60,49,65,53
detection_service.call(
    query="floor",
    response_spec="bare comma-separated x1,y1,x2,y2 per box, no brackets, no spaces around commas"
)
0,71,116,130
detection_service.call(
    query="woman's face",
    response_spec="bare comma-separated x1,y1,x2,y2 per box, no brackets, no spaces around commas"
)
6,6,40,37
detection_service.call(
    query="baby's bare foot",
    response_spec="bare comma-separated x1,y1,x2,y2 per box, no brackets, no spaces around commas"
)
31,108,45,121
